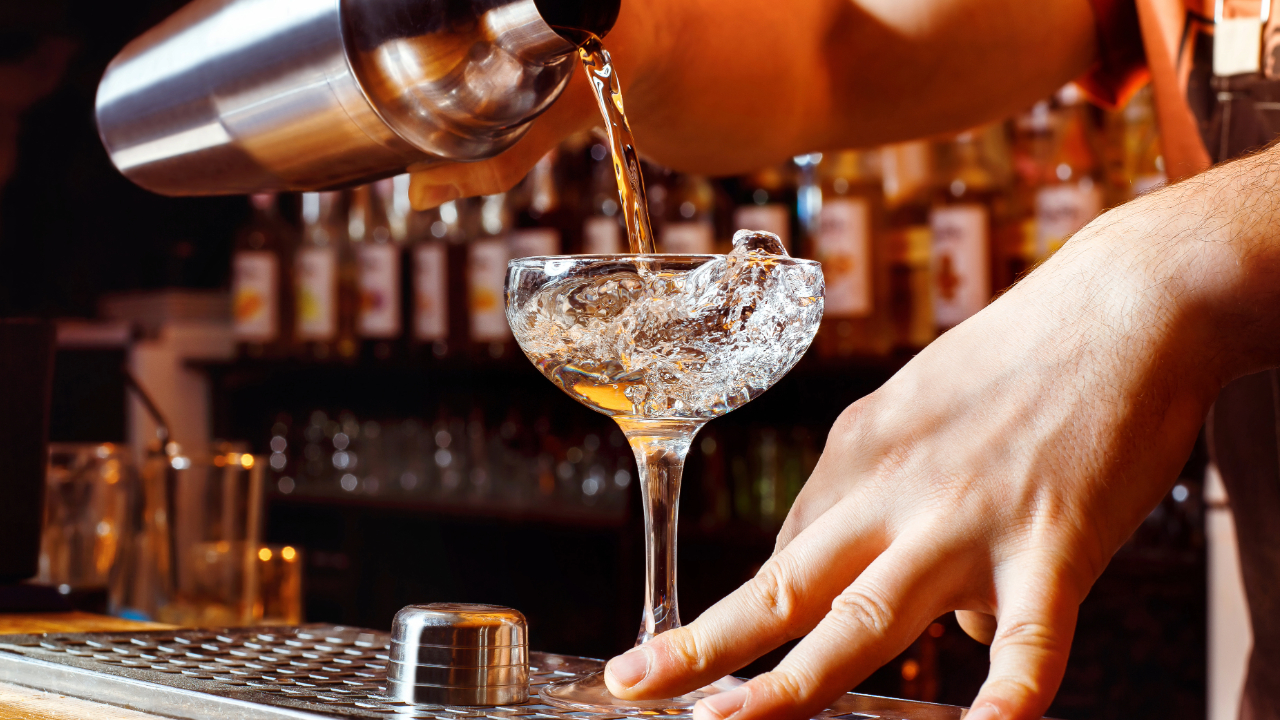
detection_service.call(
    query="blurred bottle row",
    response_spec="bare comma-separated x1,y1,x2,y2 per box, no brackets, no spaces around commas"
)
265,409,636,516
263,409,824,528
232,84,1164,363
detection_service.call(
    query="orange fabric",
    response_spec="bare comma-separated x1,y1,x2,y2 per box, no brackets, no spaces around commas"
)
1084,0,1215,179
1132,0,1213,178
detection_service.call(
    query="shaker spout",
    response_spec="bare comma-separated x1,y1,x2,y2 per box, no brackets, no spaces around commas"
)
533,0,622,45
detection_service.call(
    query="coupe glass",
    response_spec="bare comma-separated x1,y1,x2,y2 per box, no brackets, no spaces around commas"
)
506,240,823,713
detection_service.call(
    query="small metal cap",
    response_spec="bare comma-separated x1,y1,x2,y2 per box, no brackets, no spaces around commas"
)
387,603,529,707
391,603,527,647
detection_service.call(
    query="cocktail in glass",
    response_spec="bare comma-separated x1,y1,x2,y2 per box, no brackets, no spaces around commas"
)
505,232,824,712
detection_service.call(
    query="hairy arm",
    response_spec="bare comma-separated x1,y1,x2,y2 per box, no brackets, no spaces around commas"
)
596,145,1280,720
408,0,1096,207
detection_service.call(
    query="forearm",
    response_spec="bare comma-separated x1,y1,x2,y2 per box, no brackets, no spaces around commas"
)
409,0,1098,205
609,0,1097,174
1028,144,1280,417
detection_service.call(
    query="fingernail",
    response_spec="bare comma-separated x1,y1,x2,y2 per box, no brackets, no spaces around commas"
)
695,687,749,720
605,647,650,689
966,703,1003,720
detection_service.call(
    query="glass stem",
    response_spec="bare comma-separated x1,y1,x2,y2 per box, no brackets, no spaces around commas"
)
616,418,705,646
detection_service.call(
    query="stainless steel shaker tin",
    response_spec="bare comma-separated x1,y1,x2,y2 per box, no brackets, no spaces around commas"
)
392,603,528,647
387,659,528,687
95,0,620,196
389,682,529,706
387,603,530,706
388,641,528,666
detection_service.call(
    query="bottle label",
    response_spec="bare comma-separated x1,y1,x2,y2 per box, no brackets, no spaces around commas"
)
294,247,336,341
1034,181,1101,258
887,225,931,267
357,244,401,338
469,238,511,342
661,222,714,254
816,198,872,318
508,228,560,259
232,251,278,342
413,242,448,342
734,205,790,251
583,216,623,254
931,204,990,327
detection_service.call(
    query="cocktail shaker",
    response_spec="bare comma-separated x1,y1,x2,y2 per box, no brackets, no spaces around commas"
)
95,0,620,196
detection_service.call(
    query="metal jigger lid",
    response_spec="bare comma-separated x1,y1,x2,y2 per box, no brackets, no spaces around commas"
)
388,603,530,706
391,603,528,648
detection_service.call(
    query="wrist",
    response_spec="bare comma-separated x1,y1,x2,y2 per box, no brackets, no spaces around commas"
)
1055,149,1280,398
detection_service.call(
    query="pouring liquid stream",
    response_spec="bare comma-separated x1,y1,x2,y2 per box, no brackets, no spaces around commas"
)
576,35,656,255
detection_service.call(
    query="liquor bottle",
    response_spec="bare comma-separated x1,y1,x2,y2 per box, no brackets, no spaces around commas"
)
659,173,716,254
1033,84,1103,262
882,141,935,350
931,131,1000,332
793,153,824,245
349,182,403,361
232,193,292,359
644,161,672,238
507,151,565,259
1007,101,1056,287
1108,85,1165,204
468,193,515,360
809,150,892,358
408,187,459,360
581,142,625,254
294,191,354,361
733,164,796,253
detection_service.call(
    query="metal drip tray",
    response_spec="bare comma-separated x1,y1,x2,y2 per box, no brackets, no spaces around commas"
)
0,625,968,719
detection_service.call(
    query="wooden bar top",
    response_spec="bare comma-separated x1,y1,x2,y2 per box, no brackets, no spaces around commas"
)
0,613,174,720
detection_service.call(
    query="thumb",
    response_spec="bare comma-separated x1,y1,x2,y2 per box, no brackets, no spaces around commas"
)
968,579,1078,720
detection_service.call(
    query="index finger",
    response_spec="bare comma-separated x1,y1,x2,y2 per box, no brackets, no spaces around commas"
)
691,533,969,720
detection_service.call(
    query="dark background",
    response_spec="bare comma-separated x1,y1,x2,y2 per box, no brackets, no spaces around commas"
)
3,2,1207,717
0,0,244,320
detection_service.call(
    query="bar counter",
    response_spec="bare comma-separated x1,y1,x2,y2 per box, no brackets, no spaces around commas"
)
0,614,171,720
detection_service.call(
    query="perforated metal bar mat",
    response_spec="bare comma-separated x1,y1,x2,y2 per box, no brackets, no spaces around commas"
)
0,625,969,720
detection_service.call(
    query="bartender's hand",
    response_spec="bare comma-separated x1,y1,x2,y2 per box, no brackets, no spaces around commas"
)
599,145,1280,720
408,0,1098,210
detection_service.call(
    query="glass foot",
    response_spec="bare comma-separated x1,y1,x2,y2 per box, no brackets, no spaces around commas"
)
540,670,744,714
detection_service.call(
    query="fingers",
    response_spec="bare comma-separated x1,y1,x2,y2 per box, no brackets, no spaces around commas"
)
690,536,965,720
605,493,887,700
774,402,880,554
408,71,598,210
956,610,998,645
967,569,1078,720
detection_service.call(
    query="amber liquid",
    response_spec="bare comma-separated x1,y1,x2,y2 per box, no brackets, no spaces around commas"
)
577,36,656,254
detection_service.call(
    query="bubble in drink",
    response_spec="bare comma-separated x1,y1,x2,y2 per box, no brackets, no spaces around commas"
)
506,248,824,421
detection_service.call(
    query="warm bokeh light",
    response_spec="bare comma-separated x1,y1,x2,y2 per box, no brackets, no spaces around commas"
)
281,546,297,562
258,547,273,562
240,454,255,469
900,659,920,681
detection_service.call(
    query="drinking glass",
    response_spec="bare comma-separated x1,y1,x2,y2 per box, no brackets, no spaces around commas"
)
156,448,266,626
506,243,823,712
256,544,304,625
39,443,133,592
